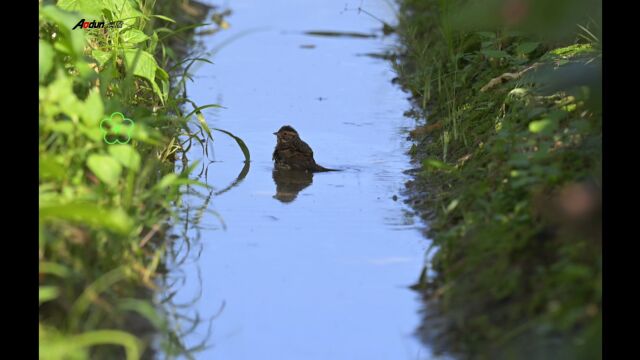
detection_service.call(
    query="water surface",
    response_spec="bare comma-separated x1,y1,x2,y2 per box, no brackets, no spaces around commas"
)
167,1,443,359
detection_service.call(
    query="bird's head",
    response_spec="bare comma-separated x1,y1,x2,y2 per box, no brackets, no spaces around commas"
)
273,125,299,143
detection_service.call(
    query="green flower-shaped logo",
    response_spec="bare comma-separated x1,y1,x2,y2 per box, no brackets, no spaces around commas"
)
100,112,135,144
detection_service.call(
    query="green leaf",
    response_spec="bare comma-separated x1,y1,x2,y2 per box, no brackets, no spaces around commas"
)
150,81,165,105
75,58,95,80
124,49,168,104
445,199,459,214
155,67,169,100
40,203,133,234
148,32,159,54
123,49,165,102
123,49,157,84
39,286,59,304
195,111,213,140
40,154,66,181
81,88,104,126
46,121,75,135
120,28,149,44
78,123,104,142
186,104,224,118
39,262,73,278
156,66,169,81
175,178,209,188
529,119,556,134
130,122,162,145
108,145,141,171
57,0,104,17
102,0,143,26
151,14,176,23
39,41,54,83
39,185,60,207
154,173,178,190
40,330,141,360
40,72,84,121
516,42,540,54
87,154,122,186
213,128,251,162
91,49,113,66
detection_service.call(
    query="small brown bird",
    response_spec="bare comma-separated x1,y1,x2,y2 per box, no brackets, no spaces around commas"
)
272,125,338,172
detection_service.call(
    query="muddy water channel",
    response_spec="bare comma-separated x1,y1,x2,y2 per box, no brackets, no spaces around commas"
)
165,1,444,359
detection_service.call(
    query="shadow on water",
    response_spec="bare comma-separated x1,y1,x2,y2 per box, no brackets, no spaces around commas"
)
356,52,398,61
272,169,314,203
155,157,253,358
213,160,251,197
304,30,377,38
159,209,218,358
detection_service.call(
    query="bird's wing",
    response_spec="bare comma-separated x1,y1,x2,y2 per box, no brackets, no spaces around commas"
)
294,138,314,156
292,139,318,169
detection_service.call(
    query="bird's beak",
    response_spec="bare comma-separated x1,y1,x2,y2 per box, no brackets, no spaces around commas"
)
273,132,278,135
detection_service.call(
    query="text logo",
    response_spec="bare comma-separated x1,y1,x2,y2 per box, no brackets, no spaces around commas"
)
100,112,135,145
73,19,124,30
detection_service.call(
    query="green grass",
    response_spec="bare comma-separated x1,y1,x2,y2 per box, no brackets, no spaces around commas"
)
393,0,601,358
39,1,244,358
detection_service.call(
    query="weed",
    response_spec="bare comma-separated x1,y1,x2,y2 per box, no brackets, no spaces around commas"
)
393,0,601,357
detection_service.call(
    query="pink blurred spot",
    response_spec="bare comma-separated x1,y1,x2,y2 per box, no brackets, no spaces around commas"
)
501,0,529,26
559,183,597,219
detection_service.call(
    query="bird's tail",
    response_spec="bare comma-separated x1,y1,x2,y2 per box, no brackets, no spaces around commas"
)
314,164,341,172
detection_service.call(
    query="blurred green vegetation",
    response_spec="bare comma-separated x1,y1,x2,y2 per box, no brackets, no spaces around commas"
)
38,0,244,358
394,0,601,358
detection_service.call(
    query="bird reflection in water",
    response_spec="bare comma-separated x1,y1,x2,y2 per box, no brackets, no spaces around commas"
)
272,169,313,203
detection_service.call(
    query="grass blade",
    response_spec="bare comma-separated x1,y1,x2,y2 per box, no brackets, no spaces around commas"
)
213,128,251,162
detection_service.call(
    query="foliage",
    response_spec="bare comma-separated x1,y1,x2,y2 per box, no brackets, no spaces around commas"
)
394,0,601,358
38,0,243,358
